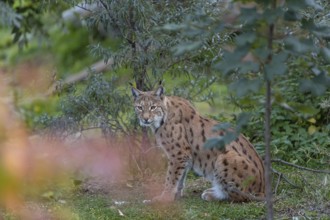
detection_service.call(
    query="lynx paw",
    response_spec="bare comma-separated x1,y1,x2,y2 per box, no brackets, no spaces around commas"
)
201,187,228,201
201,188,217,201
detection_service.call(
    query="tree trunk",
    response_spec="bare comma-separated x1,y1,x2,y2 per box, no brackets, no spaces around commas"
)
264,1,276,218
264,80,273,219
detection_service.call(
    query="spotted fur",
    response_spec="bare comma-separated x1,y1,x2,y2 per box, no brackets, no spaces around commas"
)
131,86,265,202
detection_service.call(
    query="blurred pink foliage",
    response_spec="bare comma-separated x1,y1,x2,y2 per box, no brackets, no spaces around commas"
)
0,73,124,218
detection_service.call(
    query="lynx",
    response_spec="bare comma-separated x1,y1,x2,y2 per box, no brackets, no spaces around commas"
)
131,86,265,202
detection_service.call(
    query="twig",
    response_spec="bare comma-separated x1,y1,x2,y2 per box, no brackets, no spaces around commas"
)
127,135,143,176
273,170,282,195
143,146,158,155
272,158,330,174
62,3,98,21
297,172,321,196
75,4,93,13
228,185,266,202
271,168,301,189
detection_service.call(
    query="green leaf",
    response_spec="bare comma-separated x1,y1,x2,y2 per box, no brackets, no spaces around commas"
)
73,179,83,186
212,122,231,132
172,41,203,56
207,120,243,150
235,32,256,46
304,0,323,10
290,103,319,115
239,7,260,25
286,0,321,10
204,131,238,150
300,78,326,95
321,47,330,63
214,47,249,75
229,78,263,97
238,61,260,74
236,112,251,130
214,59,239,76
312,72,330,87
307,118,316,124
284,9,302,21
162,23,186,31
263,8,283,24
264,52,288,80
204,137,226,150
299,73,330,96
284,37,314,54
301,19,330,38
253,46,270,62
286,0,306,10
42,191,55,200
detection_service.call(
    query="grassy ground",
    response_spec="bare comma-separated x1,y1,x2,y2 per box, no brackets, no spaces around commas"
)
2,165,329,220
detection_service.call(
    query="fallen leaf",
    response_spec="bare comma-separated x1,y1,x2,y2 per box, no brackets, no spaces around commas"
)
118,209,125,217
323,175,328,186
308,125,317,135
58,199,67,204
307,118,316,124
42,191,54,199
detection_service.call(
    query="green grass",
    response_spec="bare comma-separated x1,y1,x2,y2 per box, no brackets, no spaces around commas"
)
39,188,266,220
2,166,329,220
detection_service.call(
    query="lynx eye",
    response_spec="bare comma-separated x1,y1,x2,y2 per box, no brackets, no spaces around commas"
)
135,105,143,111
150,105,157,111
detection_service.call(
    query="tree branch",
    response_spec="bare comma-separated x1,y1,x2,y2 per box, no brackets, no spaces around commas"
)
46,59,113,96
62,3,98,22
272,167,301,191
263,1,277,218
272,159,330,174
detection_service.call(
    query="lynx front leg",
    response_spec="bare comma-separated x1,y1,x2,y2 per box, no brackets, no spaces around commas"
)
152,155,191,202
153,123,191,202
176,167,189,199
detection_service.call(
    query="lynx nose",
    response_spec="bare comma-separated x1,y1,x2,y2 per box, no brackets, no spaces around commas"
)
143,118,149,123
143,113,150,122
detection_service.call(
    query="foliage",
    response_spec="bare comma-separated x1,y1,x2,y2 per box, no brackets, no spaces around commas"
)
40,74,133,141
0,1,22,28
84,0,220,95
245,103,330,165
0,0,66,48
239,73,330,165
50,23,95,75
166,2,330,217
166,0,330,165
34,0,224,142
204,112,251,150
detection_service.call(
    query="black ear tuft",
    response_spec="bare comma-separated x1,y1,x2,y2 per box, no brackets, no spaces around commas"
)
131,87,141,99
155,86,164,97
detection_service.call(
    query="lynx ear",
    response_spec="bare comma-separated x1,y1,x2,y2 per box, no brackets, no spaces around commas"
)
154,86,164,97
131,87,141,99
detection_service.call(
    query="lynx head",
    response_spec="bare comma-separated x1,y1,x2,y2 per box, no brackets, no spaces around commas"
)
131,86,166,129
